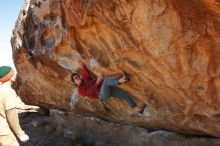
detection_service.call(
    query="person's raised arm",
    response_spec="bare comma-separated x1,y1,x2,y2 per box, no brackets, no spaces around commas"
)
80,57,99,77
81,63,91,80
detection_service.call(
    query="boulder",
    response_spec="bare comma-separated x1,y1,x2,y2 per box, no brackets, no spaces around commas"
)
12,0,220,137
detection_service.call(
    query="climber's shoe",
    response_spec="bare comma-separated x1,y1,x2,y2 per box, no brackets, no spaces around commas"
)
104,106,111,112
101,102,111,112
122,71,130,81
138,103,147,114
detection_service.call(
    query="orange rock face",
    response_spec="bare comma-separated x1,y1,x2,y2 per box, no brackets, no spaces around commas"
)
12,0,220,137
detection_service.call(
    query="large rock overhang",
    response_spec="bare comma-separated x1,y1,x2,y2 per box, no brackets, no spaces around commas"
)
11,0,220,137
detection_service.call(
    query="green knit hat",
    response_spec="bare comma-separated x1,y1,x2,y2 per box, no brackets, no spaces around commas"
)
0,66,11,78
0,66,14,82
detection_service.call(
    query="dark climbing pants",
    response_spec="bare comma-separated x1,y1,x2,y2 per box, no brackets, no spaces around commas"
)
99,77,137,108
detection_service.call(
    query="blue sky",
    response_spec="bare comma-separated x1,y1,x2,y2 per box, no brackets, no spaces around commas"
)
0,0,24,67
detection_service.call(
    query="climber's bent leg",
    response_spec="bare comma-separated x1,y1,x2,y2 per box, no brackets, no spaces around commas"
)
110,86,137,108
99,77,119,101
103,77,119,86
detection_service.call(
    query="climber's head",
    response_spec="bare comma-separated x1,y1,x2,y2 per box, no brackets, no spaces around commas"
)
71,73,82,86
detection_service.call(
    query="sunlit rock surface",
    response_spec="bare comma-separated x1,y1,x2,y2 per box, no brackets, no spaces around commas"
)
12,0,220,137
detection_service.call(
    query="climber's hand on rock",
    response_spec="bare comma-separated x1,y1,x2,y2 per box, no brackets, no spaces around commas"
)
82,57,89,65
75,55,84,62
96,76,103,84
76,55,89,65
19,134,29,142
